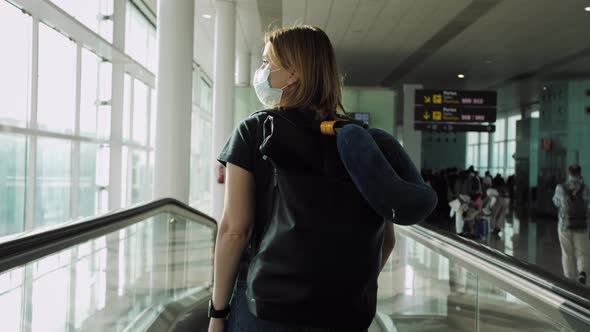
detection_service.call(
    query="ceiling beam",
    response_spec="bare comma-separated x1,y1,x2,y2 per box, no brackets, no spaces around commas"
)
488,45,590,90
381,0,503,87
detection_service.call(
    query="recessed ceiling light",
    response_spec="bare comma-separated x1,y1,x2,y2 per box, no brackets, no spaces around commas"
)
543,86,548,91
585,6,590,11
457,74,465,79
202,14,212,19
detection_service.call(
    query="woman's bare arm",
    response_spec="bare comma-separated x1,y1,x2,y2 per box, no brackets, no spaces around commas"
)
211,163,256,311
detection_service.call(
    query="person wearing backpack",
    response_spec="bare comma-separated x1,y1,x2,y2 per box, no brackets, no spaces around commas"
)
553,164,590,285
209,25,436,332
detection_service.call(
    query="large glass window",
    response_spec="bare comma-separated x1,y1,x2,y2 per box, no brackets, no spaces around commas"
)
488,115,520,177
130,150,148,204
0,134,27,237
491,118,506,176
0,0,155,239
506,115,521,176
35,138,71,228
121,75,152,206
80,48,99,136
132,79,148,145
79,143,110,218
479,133,489,171
97,61,113,139
125,2,156,72
0,1,31,127
466,132,490,173
190,76,213,214
49,0,114,42
37,23,77,134
80,48,112,138
466,132,479,169
123,73,132,141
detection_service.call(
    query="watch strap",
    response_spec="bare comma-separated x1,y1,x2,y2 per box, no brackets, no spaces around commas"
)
208,299,230,319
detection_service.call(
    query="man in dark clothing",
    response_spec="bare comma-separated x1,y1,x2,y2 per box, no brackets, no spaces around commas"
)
493,173,505,189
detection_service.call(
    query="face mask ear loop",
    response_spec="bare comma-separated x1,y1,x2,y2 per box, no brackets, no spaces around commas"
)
279,72,296,90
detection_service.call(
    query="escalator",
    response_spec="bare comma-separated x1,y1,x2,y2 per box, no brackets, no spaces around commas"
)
1,199,589,331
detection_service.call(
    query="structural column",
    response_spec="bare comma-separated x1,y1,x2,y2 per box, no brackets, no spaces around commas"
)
153,0,195,202
236,51,251,86
108,0,126,210
211,0,236,221
402,84,423,170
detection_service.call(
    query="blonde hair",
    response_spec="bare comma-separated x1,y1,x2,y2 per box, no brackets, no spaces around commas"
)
265,25,344,120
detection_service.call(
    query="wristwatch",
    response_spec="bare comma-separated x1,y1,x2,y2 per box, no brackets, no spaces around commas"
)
208,299,231,319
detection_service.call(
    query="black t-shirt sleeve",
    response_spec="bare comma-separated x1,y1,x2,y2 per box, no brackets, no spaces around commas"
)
217,117,260,173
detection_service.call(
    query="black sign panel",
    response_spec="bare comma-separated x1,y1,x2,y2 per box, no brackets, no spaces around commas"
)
414,106,496,123
414,123,496,133
414,89,497,130
415,90,497,107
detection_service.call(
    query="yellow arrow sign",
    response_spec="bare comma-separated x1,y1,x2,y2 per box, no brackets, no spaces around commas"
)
423,112,430,120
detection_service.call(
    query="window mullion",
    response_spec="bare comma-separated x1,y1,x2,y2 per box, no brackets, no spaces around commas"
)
129,78,135,145
70,43,82,221
24,17,39,232
145,88,152,200
21,17,39,332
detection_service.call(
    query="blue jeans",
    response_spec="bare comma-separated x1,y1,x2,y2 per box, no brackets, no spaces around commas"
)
226,281,365,332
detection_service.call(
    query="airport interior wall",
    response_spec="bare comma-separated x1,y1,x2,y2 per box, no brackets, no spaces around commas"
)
233,86,396,135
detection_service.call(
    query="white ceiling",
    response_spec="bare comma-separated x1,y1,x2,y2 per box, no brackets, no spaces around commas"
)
142,0,590,101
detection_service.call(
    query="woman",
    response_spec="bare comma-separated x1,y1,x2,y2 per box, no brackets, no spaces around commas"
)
209,26,396,332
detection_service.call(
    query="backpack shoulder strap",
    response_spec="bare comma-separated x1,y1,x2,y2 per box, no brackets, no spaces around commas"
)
251,109,368,134
250,109,298,127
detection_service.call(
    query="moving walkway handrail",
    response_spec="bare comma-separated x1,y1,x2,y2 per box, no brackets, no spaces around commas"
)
408,223,590,317
0,198,217,272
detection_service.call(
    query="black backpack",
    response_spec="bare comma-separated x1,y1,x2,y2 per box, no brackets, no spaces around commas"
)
563,183,588,230
245,110,385,330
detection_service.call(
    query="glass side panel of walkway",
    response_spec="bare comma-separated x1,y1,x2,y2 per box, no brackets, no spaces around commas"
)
376,225,590,331
1,200,588,331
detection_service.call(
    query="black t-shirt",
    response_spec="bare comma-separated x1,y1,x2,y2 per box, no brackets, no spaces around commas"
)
217,109,349,280
216,111,275,280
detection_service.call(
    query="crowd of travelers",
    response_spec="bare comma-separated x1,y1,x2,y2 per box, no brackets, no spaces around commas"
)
421,166,514,239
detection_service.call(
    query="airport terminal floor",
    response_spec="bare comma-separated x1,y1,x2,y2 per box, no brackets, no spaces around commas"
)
1,199,590,332
2,0,590,331
427,209,568,280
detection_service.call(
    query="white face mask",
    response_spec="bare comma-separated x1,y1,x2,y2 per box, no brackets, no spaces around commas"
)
253,65,287,107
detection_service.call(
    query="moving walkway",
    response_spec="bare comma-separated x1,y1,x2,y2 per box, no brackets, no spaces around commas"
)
0,199,588,331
